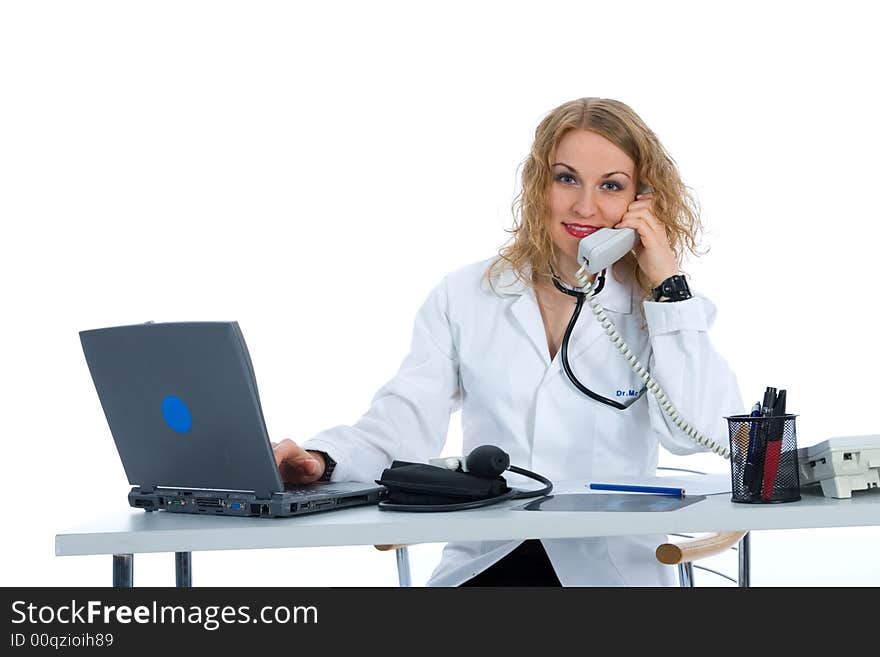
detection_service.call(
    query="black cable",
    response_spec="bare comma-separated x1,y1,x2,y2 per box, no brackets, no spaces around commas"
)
550,268,646,411
507,465,553,498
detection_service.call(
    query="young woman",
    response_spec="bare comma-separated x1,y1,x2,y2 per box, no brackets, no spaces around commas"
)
273,97,744,586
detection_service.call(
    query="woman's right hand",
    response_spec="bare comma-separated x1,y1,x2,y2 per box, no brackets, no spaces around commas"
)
271,439,326,484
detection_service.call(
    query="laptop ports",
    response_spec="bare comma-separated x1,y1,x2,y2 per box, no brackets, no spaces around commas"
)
304,499,336,511
194,498,223,508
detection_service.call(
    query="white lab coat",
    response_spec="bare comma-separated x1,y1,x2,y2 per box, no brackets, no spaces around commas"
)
302,257,744,586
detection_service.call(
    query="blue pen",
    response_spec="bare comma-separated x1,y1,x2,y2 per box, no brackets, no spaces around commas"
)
589,483,685,497
743,402,761,490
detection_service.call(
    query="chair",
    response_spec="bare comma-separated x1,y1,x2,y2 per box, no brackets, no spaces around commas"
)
653,465,750,587
375,544,414,587
655,530,749,586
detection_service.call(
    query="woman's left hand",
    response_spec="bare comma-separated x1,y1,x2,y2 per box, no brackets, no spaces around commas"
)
614,192,679,288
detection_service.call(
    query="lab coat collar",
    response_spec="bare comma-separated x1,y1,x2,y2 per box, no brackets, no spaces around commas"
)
491,261,634,366
491,262,634,315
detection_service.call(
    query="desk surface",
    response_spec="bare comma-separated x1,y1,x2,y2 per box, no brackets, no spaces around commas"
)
55,478,880,557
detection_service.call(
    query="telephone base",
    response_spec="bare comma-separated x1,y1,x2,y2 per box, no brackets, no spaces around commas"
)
797,435,880,499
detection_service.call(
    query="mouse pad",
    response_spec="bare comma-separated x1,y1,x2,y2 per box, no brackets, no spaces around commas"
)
514,493,706,512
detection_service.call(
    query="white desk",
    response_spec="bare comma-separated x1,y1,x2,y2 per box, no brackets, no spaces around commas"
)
55,478,880,586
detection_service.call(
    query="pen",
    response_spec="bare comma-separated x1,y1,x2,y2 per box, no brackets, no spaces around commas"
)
743,402,761,491
750,387,777,495
762,387,777,415
761,390,787,501
589,483,685,497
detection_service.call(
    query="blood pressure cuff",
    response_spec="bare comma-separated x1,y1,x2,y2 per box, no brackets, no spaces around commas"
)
376,460,509,506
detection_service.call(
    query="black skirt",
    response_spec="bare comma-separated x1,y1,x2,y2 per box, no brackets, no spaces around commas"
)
459,539,562,587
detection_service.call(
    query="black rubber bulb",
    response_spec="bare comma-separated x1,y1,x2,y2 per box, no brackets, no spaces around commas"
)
465,445,510,478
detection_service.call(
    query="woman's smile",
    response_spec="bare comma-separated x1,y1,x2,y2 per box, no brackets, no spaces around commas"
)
562,223,601,239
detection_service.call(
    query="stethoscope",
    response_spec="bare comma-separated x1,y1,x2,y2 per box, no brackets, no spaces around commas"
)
549,265,648,411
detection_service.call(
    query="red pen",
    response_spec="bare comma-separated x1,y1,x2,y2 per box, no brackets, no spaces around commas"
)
761,437,782,501
761,390,787,501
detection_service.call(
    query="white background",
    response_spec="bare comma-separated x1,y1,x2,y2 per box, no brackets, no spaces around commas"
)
2,0,878,587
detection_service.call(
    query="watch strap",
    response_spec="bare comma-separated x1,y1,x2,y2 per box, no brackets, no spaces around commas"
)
652,274,692,302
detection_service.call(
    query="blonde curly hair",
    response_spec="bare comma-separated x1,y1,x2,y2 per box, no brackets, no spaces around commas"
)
486,97,705,313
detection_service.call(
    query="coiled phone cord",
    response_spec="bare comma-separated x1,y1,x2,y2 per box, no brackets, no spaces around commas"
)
572,263,730,459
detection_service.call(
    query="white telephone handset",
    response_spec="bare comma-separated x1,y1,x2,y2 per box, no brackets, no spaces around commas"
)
567,187,729,458
577,227,638,274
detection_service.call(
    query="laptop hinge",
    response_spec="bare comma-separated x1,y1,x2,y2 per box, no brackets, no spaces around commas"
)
137,485,155,494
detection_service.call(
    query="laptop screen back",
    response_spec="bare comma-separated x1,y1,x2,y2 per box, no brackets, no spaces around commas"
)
80,321,284,498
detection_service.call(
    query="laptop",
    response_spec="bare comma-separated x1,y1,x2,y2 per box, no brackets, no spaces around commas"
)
79,321,387,517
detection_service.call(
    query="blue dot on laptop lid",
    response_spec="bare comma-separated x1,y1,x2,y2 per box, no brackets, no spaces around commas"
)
161,396,192,433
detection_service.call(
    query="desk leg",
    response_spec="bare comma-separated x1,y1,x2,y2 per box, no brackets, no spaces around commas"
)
112,554,133,588
175,552,192,587
738,532,750,588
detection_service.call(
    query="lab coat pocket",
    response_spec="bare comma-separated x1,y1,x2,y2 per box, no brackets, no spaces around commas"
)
592,399,655,475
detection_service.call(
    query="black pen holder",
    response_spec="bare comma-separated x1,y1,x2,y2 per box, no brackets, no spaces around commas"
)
726,414,801,504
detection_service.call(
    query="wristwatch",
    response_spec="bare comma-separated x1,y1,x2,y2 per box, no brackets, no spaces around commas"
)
651,274,693,302
312,451,337,482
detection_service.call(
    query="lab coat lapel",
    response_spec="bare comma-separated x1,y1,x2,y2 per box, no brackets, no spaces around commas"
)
493,266,551,365
509,291,551,365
